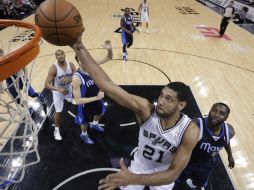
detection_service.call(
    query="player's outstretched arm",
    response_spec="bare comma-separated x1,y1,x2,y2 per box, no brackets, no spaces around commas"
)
96,40,113,65
72,38,152,121
72,75,104,105
98,122,199,189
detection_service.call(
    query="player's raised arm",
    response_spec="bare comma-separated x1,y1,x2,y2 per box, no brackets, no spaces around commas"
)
96,40,113,65
72,38,152,122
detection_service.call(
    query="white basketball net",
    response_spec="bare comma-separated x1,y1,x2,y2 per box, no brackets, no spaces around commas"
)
0,23,40,184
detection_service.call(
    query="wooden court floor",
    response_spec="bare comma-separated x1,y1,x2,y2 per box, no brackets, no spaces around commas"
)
1,0,254,189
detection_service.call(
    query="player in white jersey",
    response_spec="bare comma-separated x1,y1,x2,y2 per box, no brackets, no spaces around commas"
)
127,111,192,190
138,0,149,33
71,38,199,190
45,50,76,141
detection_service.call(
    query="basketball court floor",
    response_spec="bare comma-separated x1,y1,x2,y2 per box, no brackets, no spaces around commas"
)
1,0,254,189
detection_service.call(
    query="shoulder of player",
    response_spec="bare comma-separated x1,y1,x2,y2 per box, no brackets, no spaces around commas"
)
132,95,153,120
183,121,200,143
192,117,203,125
49,64,57,74
132,94,152,110
72,73,82,84
188,121,199,131
69,61,76,70
225,123,235,138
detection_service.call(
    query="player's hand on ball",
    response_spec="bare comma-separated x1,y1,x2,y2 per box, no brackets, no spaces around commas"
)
97,91,104,100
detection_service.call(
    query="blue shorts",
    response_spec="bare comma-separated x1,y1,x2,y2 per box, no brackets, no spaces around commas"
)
75,100,106,126
121,32,133,45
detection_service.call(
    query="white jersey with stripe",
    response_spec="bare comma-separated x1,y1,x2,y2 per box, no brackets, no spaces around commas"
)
130,110,192,174
53,62,73,91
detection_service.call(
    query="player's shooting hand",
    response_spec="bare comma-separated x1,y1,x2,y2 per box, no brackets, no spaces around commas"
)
98,158,135,190
97,91,104,100
228,155,235,169
72,35,84,50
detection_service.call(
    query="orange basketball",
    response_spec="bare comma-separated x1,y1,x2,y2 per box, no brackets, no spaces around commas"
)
35,0,84,46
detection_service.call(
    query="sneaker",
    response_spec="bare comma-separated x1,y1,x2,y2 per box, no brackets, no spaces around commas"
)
80,134,94,145
146,29,150,34
139,28,142,32
54,130,62,141
123,55,127,61
90,123,104,132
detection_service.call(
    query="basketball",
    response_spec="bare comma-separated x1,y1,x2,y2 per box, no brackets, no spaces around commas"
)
34,0,84,46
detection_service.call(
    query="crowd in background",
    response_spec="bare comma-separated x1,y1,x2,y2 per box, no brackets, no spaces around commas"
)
0,0,44,20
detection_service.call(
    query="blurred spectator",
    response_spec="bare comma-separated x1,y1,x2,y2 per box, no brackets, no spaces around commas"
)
3,1,19,19
0,0,40,20
19,0,37,12
234,6,249,24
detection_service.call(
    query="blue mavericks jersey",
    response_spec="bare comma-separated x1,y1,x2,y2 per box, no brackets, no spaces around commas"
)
122,14,133,31
190,117,230,164
74,68,99,98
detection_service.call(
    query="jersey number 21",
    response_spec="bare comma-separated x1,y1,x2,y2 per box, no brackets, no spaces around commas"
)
143,145,165,163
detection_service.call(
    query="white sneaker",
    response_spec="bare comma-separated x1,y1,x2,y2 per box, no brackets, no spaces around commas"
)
139,28,142,32
123,53,128,61
54,130,62,141
146,29,150,34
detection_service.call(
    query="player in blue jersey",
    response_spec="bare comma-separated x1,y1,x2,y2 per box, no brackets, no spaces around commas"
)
173,102,235,190
72,40,113,144
121,7,138,61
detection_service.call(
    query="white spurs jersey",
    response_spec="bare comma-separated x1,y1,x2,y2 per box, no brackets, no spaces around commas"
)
130,110,191,174
141,2,149,14
53,62,73,91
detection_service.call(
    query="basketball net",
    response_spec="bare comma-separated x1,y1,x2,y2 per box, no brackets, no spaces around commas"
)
0,20,41,184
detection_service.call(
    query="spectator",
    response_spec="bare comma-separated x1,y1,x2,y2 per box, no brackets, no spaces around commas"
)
237,6,249,24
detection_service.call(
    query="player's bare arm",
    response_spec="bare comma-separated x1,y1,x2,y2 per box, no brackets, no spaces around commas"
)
72,39,152,123
98,122,199,189
72,75,104,105
45,65,67,94
96,40,113,65
70,62,76,74
224,124,235,169
138,3,142,13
